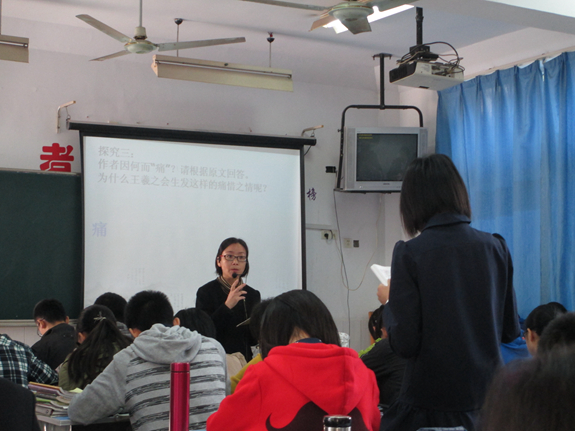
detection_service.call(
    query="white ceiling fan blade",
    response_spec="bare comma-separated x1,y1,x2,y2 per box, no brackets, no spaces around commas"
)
310,14,337,31
156,37,246,52
90,50,130,62
367,0,418,13
241,0,327,12
77,14,132,44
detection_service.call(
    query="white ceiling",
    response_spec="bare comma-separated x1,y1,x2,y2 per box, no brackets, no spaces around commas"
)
3,0,575,89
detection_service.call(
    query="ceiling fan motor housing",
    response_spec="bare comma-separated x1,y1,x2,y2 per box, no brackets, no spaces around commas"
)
330,3,373,22
125,39,156,54
125,26,157,54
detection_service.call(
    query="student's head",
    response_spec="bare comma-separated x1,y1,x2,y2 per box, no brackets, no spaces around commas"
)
33,299,69,335
76,304,117,342
538,312,575,354
215,237,250,279
259,290,341,359
547,302,568,314
68,304,131,387
174,308,216,339
524,303,567,355
400,154,471,237
369,305,386,341
125,290,174,336
94,292,128,324
478,347,575,431
250,298,273,343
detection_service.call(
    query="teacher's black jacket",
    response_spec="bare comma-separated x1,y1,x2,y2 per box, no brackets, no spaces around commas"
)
196,279,261,361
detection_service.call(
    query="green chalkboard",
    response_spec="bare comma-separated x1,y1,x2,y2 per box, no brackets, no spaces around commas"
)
0,169,82,320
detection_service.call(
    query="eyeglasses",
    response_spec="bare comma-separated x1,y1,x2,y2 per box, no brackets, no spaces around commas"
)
221,254,247,262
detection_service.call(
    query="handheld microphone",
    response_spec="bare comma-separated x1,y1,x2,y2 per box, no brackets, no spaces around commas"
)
232,273,245,302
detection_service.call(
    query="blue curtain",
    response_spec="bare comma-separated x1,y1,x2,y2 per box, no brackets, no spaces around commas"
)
436,52,575,317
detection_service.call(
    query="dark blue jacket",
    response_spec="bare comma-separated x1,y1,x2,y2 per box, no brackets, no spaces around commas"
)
384,213,520,412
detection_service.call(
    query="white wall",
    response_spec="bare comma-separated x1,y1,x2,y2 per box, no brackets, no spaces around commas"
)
0,18,404,351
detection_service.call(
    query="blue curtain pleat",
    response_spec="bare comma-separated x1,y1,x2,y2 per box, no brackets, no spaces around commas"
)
540,52,575,307
437,53,574,316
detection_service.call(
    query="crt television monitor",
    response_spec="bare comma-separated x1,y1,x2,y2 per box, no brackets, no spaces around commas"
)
342,127,428,192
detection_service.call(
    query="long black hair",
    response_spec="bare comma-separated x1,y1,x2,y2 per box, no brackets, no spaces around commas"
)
66,305,132,388
259,290,340,359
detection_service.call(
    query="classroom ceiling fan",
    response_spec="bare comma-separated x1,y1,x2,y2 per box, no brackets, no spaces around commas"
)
241,0,418,34
77,0,246,61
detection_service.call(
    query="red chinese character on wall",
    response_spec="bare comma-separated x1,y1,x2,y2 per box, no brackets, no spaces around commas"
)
40,143,74,172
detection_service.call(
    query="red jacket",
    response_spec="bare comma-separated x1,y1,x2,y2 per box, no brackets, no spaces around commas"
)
207,342,381,431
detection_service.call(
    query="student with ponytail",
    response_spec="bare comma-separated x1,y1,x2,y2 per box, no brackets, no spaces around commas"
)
59,304,132,390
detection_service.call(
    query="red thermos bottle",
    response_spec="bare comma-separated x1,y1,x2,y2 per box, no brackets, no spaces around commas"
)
170,362,190,431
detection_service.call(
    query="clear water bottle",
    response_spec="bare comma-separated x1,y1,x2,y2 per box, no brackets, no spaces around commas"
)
323,415,352,431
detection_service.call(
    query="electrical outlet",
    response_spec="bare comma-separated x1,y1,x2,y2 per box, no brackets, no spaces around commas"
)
343,238,352,248
353,240,359,248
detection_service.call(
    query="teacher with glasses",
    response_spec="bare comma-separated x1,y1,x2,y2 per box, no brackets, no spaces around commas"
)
196,237,261,361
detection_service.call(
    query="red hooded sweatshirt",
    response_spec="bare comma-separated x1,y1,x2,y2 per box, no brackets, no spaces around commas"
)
207,342,381,431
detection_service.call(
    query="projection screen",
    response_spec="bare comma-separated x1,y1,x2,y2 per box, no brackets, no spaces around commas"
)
77,124,311,312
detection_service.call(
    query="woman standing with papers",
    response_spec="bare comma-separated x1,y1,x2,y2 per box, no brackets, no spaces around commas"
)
196,237,261,361
381,155,519,431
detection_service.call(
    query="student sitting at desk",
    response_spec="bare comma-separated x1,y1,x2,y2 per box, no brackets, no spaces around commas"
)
0,377,41,431
538,311,575,354
0,333,58,387
478,346,575,431
359,305,406,411
0,334,58,387
68,290,228,431
207,290,380,431
58,304,132,390
524,302,568,356
32,298,77,370
94,292,132,339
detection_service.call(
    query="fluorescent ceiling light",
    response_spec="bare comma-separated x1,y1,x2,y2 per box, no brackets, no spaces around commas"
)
324,4,414,34
0,34,29,63
152,55,293,92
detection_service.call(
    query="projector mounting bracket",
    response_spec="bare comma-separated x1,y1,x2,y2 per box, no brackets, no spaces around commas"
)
335,51,424,191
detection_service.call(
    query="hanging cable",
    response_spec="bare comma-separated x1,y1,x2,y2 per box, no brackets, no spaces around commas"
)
174,18,183,57
267,32,275,68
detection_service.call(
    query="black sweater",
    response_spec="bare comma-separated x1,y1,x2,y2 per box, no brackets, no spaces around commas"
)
196,279,261,361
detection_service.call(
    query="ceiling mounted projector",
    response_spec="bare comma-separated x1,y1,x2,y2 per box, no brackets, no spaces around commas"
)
390,60,463,90
389,7,464,91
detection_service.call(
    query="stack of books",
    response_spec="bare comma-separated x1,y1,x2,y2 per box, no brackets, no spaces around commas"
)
29,382,81,417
